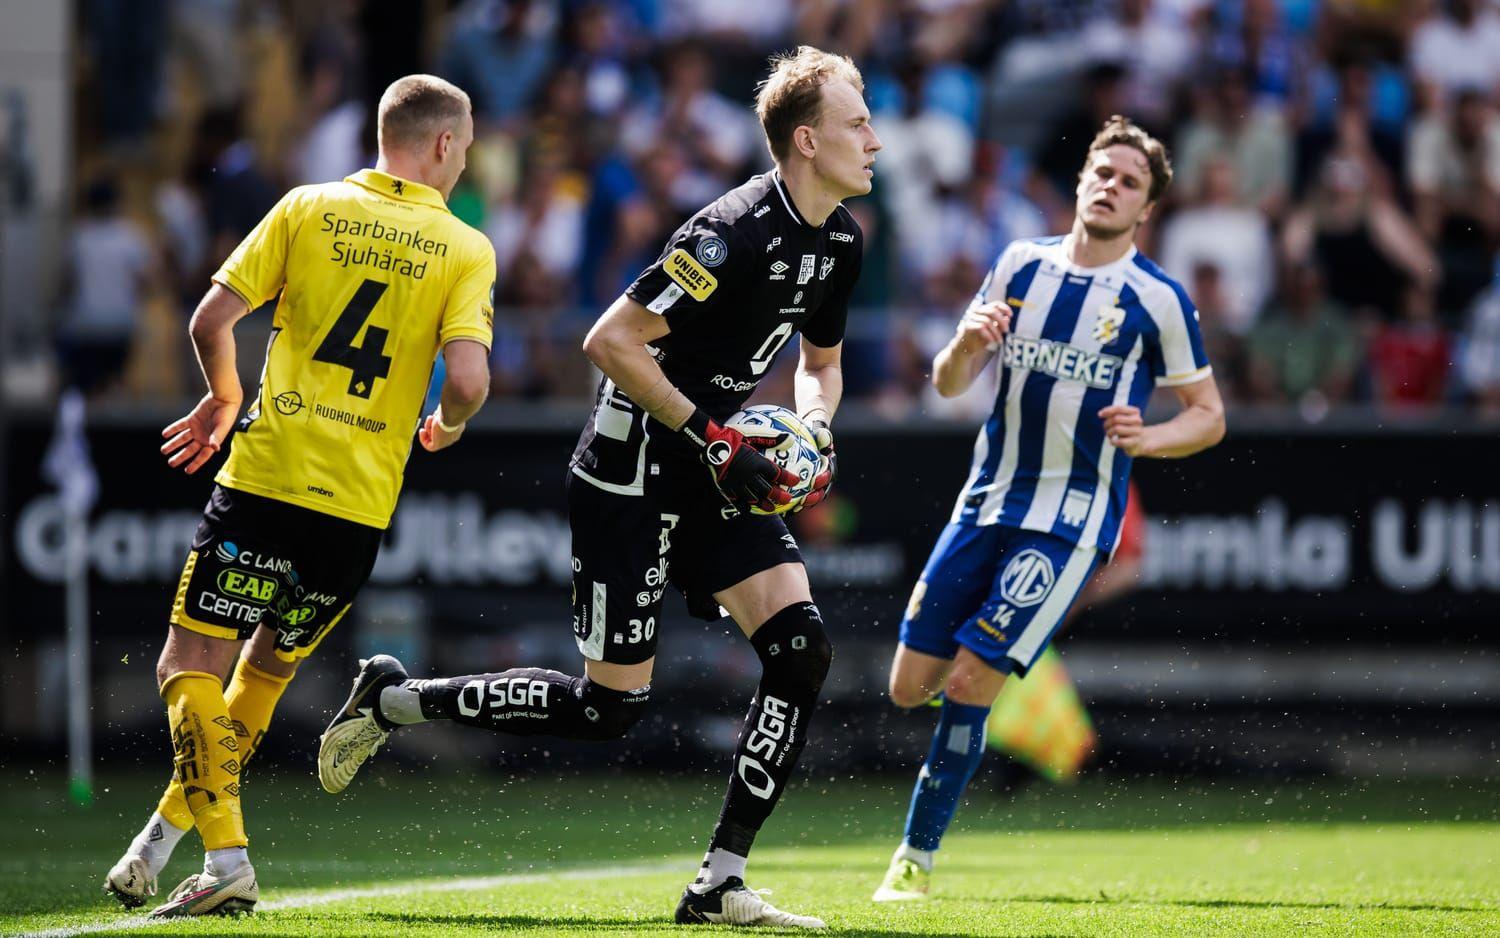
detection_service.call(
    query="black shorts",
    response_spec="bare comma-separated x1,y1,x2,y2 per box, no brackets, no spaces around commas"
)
567,462,805,665
169,485,384,662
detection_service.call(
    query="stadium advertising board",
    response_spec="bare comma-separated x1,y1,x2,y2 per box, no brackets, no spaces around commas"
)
2,418,1496,642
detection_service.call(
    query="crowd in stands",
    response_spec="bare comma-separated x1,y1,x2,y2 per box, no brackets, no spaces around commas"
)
51,0,1500,420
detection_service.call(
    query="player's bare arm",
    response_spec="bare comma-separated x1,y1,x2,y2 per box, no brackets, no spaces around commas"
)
583,294,798,510
582,294,693,429
795,338,843,426
161,283,254,475
932,301,1011,398
1099,374,1226,458
419,339,490,451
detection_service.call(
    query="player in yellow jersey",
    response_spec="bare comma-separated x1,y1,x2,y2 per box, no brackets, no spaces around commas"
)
102,75,495,917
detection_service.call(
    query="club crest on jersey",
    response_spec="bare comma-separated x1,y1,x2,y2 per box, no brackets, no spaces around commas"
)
664,248,718,301
998,549,1056,608
1092,300,1126,343
695,236,727,267
820,257,835,280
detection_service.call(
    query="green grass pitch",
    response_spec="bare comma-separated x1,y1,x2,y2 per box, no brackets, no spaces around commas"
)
3,765,1497,936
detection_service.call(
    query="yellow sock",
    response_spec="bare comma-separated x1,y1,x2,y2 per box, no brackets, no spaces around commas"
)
156,660,292,832
160,671,248,850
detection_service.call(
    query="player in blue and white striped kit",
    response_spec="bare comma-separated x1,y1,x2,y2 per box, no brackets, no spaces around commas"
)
874,117,1227,902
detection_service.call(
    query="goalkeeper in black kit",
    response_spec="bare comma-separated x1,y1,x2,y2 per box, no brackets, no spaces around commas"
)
318,46,880,929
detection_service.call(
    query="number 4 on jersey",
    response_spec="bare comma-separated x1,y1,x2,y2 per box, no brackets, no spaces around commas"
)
314,278,392,398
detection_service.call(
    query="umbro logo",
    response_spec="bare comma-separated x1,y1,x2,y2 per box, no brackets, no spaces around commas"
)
769,260,789,281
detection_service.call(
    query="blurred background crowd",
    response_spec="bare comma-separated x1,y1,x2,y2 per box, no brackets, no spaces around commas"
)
14,0,1500,421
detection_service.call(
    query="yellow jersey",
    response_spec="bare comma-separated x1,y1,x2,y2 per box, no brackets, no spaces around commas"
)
211,168,495,528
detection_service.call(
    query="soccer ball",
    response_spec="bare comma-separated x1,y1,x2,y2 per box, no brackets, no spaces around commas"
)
722,404,821,515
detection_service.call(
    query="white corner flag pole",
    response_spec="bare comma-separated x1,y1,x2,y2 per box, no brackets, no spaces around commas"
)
64,481,90,805
43,389,99,806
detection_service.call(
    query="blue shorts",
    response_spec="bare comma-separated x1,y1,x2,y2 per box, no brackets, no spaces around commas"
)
898,523,1102,676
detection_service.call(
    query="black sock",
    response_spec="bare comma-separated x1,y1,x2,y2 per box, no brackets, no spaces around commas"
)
406,669,648,740
705,603,832,862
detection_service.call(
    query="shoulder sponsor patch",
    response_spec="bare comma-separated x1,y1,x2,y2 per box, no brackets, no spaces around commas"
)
665,248,718,301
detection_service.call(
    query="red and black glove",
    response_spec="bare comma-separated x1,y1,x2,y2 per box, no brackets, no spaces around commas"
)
799,417,837,510
681,409,798,512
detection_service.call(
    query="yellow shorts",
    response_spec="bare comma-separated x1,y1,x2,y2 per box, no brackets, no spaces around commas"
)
169,485,382,662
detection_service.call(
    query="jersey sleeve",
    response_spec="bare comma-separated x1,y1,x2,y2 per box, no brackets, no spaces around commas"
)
802,223,862,348
624,215,744,330
212,188,301,308
972,241,1022,307
439,236,496,349
1149,281,1213,387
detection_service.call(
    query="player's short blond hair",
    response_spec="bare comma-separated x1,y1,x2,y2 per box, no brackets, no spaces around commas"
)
1083,115,1173,203
755,46,865,163
377,75,472,151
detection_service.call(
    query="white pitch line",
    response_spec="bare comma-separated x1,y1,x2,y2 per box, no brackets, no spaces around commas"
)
18,861,683,938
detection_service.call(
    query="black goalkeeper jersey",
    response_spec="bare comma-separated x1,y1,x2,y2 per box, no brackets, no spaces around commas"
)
570,170,863,495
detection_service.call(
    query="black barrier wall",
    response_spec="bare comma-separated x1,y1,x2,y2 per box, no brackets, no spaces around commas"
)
6,418,1498,635
3,415,1498,773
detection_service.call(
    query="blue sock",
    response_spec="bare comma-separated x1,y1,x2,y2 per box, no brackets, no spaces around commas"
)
902,700,989,852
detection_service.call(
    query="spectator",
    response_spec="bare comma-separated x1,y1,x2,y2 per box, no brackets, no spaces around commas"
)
1459,268,1500,416
920,147,1047,294
486,146,586,298
874,61,978,287
592,144,686,305
1282,154,1437,318
1407,87,1500,314
289,37,368,185
563,2,636,120
1200,0,1306,105
1368,281,1454,409
1248,263,1360,409
1032,63,1132,217
1408,0,1500,107
1186,262,1248,402
1173,65,1292,215
1297,53,1408,195
1159,156,1275,334
618,42,760,209
1079,0,1198,126
55,178,157,395
441,0,558,125
654,0,795,45
200,107,282,269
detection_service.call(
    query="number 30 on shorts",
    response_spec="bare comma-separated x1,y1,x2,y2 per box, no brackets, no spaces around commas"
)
627,617,656,644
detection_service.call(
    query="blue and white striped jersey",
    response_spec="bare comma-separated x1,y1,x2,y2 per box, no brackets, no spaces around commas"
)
952,236,1211,553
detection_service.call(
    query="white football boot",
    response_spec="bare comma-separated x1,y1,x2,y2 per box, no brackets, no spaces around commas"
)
103,854,156,908
675,877,827,928
318,655,408,794
148,863,258,917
